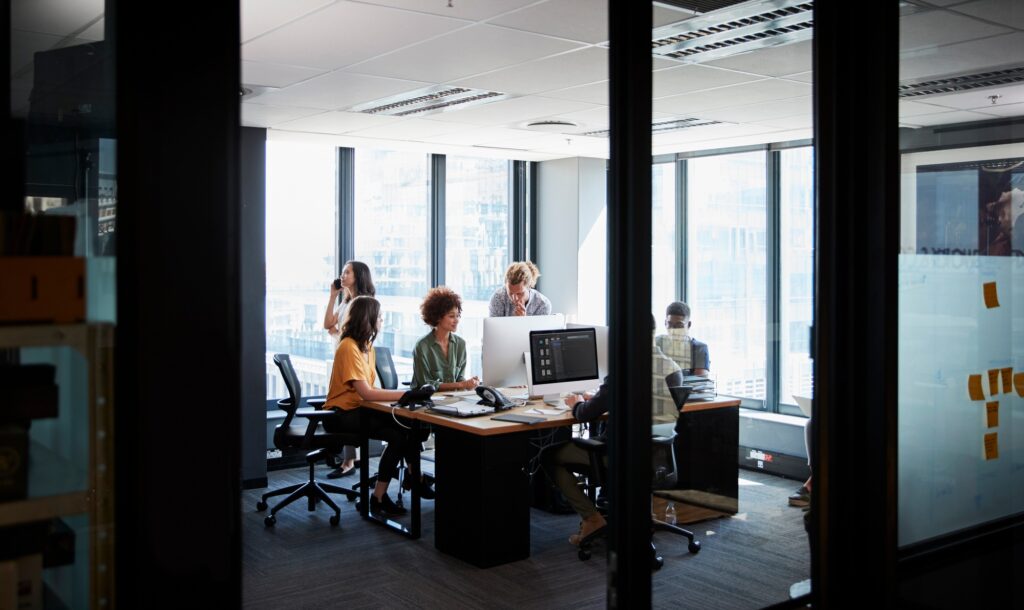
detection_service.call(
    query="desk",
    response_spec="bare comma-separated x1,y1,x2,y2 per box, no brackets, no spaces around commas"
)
357,395,740,568
671,398,741,514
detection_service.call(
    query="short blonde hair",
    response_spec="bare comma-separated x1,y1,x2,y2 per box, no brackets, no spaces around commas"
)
505,261,541,288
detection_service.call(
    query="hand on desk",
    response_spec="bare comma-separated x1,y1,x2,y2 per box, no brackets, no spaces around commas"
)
564,394,584,409
461,376,480,390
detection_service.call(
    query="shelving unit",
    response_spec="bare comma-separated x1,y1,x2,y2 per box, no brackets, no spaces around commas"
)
0,323,114,609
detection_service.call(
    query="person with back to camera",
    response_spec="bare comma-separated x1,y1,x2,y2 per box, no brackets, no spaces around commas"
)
488,261,552,317
321,296,434,516
411,287,481,392
322,260,375,478
656,301,711,376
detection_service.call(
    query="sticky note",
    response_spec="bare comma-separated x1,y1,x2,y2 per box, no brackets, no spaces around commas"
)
968,374,985,400
1016,372,1024,398
988,369,1000,396
1002,368,1013,393
984,433,999,460
983,282,999,308
986,401,999,428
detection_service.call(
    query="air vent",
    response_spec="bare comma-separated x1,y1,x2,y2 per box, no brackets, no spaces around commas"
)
240,84,278,100
582,117,724,137
898,66,1024,99
348,85,509,117
524,120,579,132
652,0,813,64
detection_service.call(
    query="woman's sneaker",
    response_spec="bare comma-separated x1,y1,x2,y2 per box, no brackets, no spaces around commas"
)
788,486,810,507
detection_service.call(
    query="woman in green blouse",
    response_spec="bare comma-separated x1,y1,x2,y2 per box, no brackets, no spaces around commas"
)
411,287,480,391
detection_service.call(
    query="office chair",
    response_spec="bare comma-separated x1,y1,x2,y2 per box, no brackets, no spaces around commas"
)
255,353,359,527
571,420,701,567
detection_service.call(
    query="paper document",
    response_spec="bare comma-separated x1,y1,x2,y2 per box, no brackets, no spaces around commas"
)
525,408,564,416
446,390,478,397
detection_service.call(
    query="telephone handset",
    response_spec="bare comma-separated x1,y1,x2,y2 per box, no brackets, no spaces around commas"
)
476,385,514,410
396,384,436,410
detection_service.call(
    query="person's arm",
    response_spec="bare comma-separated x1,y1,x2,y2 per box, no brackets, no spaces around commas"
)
323,289,341,330
566,385,609,423
445,340,479,391
410,341,434,389
533,291,552,315
351,379,406,402
488,289,503,317
693,341,710,376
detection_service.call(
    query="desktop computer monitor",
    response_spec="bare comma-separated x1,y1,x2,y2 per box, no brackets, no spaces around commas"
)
527,327,601,401
481,314,565,386
566,322,607,380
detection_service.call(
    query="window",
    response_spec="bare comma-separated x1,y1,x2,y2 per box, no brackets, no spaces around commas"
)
354,149,431,379
687,151,768,401
652,162,677,319
264,141,337,399
780,147,815,405
445,156,511,377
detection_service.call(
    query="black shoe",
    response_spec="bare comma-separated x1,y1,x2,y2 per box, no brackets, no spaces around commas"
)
403,474,436,500
370,494,408,516
326,464,356,479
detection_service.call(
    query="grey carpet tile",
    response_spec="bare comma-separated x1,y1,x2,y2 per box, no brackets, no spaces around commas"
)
244,464,809,609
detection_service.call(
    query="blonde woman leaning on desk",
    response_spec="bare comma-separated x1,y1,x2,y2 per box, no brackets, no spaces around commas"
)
322,260,376,478
322,296,433,516
411,287,480,391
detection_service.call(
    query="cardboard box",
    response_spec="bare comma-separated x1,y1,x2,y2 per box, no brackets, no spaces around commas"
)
0,257,85,324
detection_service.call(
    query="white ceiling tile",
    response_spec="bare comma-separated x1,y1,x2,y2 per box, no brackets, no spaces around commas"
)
272,110,400,134
542,80,609,105
653,79,810,116
900,33,1024,82
347,118,468,139
242,61,326,88
752,114,814,130
978,101,1024,118
427,126,547,146
489,0,608,44
452,47,608,95
695,96,811,123
651,123,776,146
901,109,999,127
537,106,610,132
242,2,468,70
356,0,539,22
241,0,334,43
703,39,812,78
241,104,326,128
252,72,431,110
785,71,813,84
918,82,1024,110
11,0,103,37
953,0,1024,30
653,65,761,98
347,24,582,84
428,95,599,125
900,9,1010,51
899,99,954,117
79,17,104,41
654,4,697,28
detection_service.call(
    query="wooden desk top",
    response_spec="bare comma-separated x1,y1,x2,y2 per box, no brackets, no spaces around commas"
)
360,392,741,437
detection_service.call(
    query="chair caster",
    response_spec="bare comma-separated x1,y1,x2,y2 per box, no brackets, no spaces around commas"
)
578,548,592,561
652,555,664,570
330,514,340,527
264,515,276,527
256,500,267,512
688,540,701,554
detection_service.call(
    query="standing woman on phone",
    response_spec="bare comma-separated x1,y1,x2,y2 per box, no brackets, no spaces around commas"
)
322,260,375,478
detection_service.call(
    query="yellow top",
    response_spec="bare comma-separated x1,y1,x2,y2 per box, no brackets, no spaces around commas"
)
325,337,376,411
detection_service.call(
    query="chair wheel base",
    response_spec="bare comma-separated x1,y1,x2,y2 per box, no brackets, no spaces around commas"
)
256,501,267,512
264,515,276,527
330,514,340,526
688,540,701,554
578,549,591,561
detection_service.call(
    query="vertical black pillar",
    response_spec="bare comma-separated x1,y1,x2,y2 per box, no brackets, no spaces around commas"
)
240,127,267,488
114,0,241,605
607,0,652,606
813,3,899,606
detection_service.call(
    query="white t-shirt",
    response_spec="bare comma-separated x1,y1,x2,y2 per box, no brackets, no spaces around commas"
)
330,299,349,350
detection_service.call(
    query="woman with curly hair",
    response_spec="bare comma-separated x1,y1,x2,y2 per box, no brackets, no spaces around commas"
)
411,287,480,391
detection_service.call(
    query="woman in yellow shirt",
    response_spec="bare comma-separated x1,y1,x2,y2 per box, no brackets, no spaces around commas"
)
323,295,429,516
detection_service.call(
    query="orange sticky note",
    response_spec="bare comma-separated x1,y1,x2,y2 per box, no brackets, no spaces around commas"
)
986,401,999,428
984,433,999,460
1002,368,1013,393
983,282,999,308
1016,372,1024,398
988,369,1000,396
968,374,985,400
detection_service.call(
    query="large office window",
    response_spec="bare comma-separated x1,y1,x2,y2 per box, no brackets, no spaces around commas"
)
652,162,677,319
265,140,337,399
354,149,431,378
445,156,511,377
780,147,815,405
687,151,768,400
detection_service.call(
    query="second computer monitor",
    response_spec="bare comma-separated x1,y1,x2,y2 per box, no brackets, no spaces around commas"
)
481,314,565,386
528,327,601,398
566,322,607,380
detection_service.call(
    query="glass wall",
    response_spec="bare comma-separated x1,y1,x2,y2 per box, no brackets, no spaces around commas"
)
780,147,815,406
445,156,511,377
264,140,337,399
652,162,677,319
687,151,768,400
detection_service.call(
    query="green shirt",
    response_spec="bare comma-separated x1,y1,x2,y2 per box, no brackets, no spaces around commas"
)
410,331,467,388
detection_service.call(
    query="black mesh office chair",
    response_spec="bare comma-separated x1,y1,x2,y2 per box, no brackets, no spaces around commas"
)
255,353,359,527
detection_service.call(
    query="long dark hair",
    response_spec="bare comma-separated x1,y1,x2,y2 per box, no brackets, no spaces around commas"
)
340,296,380,352
341,260,376,304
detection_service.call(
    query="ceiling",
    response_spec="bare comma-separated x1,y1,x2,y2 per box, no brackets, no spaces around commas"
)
8,0,1024,161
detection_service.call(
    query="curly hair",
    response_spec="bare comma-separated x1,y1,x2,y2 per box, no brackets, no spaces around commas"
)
420,286,463,327
504,261,541,288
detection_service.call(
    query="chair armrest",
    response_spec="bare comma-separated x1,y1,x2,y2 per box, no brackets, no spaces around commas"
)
306,397,326,409
296,408,340,446
572,437,607,453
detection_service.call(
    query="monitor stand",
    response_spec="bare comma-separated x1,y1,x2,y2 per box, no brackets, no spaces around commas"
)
542,394,564,407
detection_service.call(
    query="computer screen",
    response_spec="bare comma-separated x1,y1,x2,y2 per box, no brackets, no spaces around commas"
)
527,328,600,397
566,322,607,379
481,314,565,386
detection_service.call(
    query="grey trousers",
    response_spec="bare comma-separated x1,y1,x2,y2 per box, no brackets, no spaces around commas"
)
541,441,602,520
